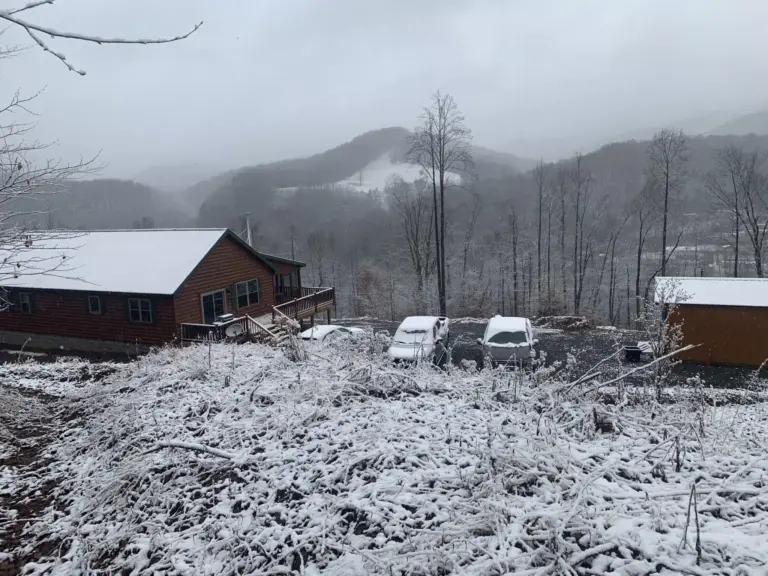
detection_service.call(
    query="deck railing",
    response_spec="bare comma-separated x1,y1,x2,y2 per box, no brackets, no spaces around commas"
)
180,315,277,344
275,286,326,305
272,287,335,324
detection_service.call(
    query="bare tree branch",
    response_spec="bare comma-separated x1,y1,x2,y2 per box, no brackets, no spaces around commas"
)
0,2,202,75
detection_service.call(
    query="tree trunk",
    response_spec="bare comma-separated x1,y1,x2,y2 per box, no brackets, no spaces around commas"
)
635,222,644,327
661,169,669,276
733,181,740,277
537,188,543,312
573,195,580,314
439,173,447,315
431,170,442,315
560,189,567,309
511,214,519,315
625,265,631,328
546,201,552,311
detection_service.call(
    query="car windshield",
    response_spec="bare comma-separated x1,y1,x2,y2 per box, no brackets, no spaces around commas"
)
392,328,432,345
488,331,527,345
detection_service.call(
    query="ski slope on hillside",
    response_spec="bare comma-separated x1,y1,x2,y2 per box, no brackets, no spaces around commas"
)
335,153,461,193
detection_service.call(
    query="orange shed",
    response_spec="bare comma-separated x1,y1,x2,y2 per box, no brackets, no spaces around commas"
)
655,277,768,367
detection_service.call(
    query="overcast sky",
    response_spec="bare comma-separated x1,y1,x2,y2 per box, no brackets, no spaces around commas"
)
3,0,768,181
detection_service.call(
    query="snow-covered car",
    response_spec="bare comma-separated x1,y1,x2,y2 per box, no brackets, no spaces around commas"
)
300,325,364,345
477,315,538,368
387,316,450,363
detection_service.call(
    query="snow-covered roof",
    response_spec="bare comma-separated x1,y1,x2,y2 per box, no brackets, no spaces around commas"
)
0,229,252,295
396,316,439,333
655,276,768,308
485,315,528,339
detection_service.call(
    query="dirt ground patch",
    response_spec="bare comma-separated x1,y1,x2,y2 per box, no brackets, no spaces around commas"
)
0,389,66,576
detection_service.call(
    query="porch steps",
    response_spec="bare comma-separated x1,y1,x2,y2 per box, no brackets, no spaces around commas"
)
252,322,294,347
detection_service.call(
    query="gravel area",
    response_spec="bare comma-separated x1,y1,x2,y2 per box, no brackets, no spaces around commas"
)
337,318,764,389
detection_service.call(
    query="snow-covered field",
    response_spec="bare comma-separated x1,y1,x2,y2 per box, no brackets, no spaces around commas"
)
2,341,768,575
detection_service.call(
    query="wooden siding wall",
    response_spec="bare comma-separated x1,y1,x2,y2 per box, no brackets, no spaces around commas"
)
0,292,176,345
174,236,276,324
672,304,768,366
271,261,301,277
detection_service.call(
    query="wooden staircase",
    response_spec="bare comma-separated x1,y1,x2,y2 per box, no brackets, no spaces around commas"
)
252,321,295,346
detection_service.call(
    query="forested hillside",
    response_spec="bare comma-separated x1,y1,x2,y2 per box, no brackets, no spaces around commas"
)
12,179,191,230
188,128,768,324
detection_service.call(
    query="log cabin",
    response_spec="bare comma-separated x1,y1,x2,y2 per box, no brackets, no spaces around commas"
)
0,229,334,355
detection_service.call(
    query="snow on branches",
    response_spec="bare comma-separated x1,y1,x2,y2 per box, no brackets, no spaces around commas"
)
1,342,767,575
0,0,202,75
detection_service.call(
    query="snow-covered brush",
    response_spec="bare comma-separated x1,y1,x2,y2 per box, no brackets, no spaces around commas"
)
1,342,767,575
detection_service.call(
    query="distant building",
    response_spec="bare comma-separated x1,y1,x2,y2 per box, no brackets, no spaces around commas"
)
656,276,768,366
0,229,333,355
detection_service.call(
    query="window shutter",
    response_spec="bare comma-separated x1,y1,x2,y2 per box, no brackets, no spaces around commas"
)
28,293,35,314
256,278,262,303
125,298,132,322
101,296,107,315
151,299,159,324
232,284,239,309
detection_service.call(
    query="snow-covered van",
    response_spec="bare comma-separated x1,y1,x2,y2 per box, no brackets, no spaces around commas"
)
478,315,538,367
387,316,450,363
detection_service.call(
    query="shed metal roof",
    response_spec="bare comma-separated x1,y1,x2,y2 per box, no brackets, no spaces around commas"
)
655,276,768,308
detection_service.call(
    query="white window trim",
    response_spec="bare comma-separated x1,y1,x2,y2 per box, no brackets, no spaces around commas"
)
200,289,227,323
19,292,32,314
128,297,153,324
234,278,261,309
88,295,102,315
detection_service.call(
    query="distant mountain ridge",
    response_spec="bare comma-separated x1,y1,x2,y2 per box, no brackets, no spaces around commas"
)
708,109,768,136
174,127,535,225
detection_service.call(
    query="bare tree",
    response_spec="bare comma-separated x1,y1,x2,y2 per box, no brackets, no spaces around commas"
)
647,129,689,277
459,191,481,312
631,182,658,323
570,154,601,315
734,152,768,277
307,231,327,286
545,182,554,311
387,176,433,309
706,145,744,277
509,209,520,315
556,167,568,310
533,159,549,312
1,7,199,305
708,146,768,278
407,92,473,315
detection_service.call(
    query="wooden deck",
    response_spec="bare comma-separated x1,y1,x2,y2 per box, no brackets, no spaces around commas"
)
272,287,335,323
180,315,276,344
179,287,335,343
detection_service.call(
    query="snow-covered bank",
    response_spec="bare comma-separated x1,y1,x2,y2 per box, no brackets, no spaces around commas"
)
2,344,768,575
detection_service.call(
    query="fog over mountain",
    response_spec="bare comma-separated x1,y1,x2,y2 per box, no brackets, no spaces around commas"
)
4,0,768,180
6,0,768,324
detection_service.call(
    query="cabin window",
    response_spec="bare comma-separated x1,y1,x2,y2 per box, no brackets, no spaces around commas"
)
88,295,102,315
18,292,32,314
0,289,9,311
235,279,261,308
128,298,152,323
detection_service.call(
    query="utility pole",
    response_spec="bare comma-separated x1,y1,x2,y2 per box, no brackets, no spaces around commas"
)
244,212,253,248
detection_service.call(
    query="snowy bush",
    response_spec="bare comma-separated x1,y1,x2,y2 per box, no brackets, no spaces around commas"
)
1,342,767,575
